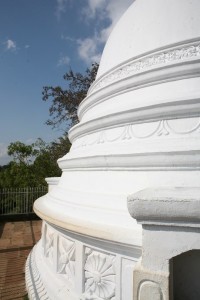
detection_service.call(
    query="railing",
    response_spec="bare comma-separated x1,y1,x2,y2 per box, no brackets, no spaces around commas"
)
0,186,48,215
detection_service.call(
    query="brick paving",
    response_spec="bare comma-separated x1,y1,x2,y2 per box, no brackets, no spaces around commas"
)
0,220,42,300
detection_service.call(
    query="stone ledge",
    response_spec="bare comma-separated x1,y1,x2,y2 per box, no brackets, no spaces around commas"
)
128,187,200,226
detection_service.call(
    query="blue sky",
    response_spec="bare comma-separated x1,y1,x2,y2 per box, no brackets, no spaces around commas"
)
0,0,132,165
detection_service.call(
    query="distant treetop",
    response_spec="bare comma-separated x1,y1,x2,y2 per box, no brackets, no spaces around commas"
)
42,62,99,133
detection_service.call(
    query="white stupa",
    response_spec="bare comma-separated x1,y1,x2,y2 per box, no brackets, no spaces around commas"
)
26,1,200,299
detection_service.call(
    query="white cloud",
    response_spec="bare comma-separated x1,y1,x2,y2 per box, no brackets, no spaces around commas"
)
5,39,16,51
25,138,36,144
105,0,133,26
82,0,106,19
77,38,102,64
56,0,71,19
83,0,132,27
25,44,30,49
57,55,70,67
77,0,132,64
61,34,102,64
60,1,132,65
61,34,76,43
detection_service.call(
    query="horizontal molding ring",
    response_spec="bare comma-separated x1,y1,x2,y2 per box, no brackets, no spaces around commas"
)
78,39,200,120
69,99,200,143
89,40,200,95
78,60,200,120
71,118,200,151
58,151,200,171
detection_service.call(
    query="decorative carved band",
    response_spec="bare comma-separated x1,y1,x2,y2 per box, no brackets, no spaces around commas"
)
57,235,75,285
71,100,200,143
72,118,200,150
89,41,200,95
28,222,136,300
82,248,116,300
42,222,76,288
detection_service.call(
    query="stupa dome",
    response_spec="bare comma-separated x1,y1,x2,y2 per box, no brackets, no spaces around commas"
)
26,1,200,299
77,0,200,124
97,0,200,77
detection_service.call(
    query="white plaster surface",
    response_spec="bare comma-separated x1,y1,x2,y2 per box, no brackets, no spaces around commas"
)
128,187,200,299
45,177,60,192
26,221,140,300
26,0,200,298
97,0,200,78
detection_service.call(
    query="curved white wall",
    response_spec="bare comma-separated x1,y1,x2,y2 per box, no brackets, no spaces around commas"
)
26,1,200,299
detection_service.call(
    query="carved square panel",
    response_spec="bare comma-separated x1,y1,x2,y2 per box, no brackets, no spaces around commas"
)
82,247,116,300
57,235,75,287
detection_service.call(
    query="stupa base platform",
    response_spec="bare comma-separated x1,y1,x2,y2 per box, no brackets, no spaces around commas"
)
26,221,141,300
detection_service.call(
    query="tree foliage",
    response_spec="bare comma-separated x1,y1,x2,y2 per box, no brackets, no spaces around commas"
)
8,141,33,165
0,63,98,188
0,136,71,188
42,62,99,132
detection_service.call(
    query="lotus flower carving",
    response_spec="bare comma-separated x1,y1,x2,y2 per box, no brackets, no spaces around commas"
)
84,249,116,299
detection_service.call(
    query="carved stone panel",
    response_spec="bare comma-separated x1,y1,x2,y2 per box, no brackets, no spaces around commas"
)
44,224,54,263
82,248,116,300
57,235,75,287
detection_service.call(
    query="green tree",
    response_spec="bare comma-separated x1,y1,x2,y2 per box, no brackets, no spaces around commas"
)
33,135,71,185
0,136,71,188
42,63,99,132
2,141,37,187
0,63,97,188
8,141,34,165
0,161,34,188
0,140,46,188
48,134,71,162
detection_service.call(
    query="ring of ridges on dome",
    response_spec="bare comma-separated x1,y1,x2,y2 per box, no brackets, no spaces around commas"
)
78,39,200,120
58,150,200,171
69,99,200,143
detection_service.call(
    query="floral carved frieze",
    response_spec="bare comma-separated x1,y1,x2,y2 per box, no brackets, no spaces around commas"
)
82,248,116,300
72,118,200,150
89,42,200,94
57,235,75,286
36,223,138,299
44,224,54,262
43,223,76,287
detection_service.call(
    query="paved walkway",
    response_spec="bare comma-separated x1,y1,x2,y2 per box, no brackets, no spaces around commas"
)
0,220,42,300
